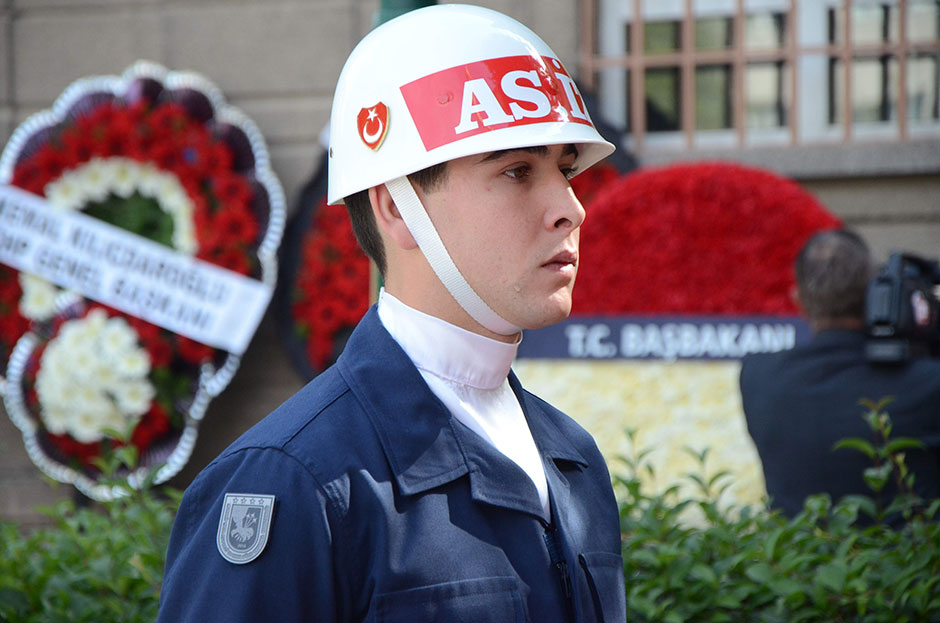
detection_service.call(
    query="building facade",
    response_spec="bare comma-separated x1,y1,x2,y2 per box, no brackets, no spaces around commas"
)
1,0,938,526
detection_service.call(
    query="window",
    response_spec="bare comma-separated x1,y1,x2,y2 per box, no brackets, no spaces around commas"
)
584,0,940,152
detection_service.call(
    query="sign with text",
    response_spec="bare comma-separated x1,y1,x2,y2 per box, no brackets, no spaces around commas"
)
0,184,272,355
518,315,811,361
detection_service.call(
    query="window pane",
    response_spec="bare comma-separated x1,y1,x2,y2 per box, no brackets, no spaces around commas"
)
831,56,899,124
645,21,681,54
829,5,890,45
696,65,732,130
746,62,789,128
908,0,940,43
645,67,681,131
745,12,786,50
625,69,632,132
696,17,732,50
908,53,940,121
829,57,845,125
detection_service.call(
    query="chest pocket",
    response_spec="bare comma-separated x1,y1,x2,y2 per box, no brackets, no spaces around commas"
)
374,576,526,623
578,552,626,623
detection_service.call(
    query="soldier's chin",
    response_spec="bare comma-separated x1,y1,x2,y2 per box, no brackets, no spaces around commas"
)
523,301,572,331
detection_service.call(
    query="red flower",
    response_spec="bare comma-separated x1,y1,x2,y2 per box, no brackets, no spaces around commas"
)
177,335,214,365
291,200,371,371
211,172,253,207
206,246,252,275
47,433,102,468
146,336,174,368
131,403,172,452
214,204,259,245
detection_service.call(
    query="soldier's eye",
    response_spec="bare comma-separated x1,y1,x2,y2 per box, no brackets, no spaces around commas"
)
504,165,531,180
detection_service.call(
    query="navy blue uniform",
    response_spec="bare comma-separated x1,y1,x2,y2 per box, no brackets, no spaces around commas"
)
158,308,626,622
740,329,940,518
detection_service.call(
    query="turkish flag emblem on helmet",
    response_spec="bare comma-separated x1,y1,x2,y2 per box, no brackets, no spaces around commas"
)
357,103,390,151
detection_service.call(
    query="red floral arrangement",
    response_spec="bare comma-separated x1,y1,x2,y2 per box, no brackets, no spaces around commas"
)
573,162,842,315
0,62,283,499
9,100,260,276
290,199,371,372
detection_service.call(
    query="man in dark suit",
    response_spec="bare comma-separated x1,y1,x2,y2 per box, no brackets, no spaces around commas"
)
740,229,940,519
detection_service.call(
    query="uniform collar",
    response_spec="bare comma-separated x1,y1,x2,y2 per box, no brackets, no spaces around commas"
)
338,307,587,514
377,289,519,389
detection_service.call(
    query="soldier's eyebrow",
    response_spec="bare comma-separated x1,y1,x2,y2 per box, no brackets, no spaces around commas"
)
478,144,578,163
478,146,549,162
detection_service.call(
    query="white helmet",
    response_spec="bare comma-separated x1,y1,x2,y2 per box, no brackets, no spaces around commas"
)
328,4,615,334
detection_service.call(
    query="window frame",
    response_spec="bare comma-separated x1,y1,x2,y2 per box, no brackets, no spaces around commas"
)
579,0,940,154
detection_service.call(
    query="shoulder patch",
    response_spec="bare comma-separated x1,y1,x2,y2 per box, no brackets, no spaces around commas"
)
216,493,276,564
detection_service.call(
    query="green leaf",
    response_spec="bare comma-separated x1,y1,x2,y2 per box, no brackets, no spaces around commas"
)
832,437,876,459
837,495,878,520
764,527,785,560
746,562,774,584
664,612,684,623
815,561,848,593
863,463,893,493
769,577,804,598
886,437,926,454
690,563,717,584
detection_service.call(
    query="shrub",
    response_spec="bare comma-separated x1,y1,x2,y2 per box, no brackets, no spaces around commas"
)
0,445,180,623
617,399,940,622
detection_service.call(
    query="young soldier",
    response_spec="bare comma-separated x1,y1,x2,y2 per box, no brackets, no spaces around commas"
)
158,5,625,621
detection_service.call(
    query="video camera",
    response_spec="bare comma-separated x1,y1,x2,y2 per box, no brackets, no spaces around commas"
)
865,252,940,363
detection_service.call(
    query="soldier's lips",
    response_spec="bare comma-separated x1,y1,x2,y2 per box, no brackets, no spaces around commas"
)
542,250,578,274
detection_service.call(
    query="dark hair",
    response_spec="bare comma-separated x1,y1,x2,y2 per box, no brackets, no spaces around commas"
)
342,162,448,278
795,229,873,321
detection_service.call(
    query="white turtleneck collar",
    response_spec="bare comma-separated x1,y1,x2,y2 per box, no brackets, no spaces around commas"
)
376,289,520,390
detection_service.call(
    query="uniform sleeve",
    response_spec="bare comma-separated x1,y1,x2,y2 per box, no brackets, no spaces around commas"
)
157,447,341,623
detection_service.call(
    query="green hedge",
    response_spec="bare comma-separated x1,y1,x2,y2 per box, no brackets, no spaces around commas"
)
0,447,179,623
0,400,937,622
618,399,940,622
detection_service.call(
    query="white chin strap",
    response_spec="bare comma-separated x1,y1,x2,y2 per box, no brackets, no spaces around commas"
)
384,176,521,336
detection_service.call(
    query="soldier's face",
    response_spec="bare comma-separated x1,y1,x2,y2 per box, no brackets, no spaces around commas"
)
420,143,585,332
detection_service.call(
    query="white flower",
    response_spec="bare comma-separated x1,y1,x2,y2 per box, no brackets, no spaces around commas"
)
34,310,156,444
172,218,198,255
44,170,84,211
119,346,152,378
70,408,111,443
113,379,156,416
84,308,108,332
99,316,136,358
76,158,112,203
95,360,119,388
40,405,72,435
111,157,140,198
69,346,99,380
18,273,58,320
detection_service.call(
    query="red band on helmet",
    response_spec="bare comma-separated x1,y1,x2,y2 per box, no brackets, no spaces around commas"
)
400,55,594,152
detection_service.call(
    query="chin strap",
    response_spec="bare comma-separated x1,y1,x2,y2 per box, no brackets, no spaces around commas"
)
384,175,521,336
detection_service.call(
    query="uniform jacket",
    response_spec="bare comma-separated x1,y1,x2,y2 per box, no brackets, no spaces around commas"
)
740,329,940,518
158,307,626,622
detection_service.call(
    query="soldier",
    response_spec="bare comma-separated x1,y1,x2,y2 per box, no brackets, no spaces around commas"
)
158,5,625,621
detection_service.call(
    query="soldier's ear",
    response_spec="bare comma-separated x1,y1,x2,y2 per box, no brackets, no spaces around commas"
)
369,184,418,251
